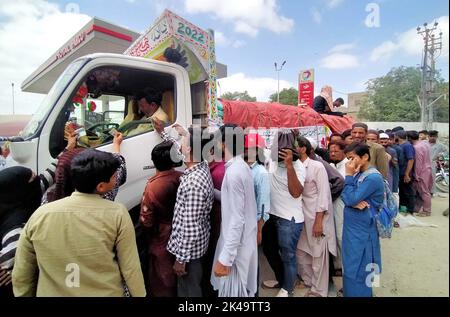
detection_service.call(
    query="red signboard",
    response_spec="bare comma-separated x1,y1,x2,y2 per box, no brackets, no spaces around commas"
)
298,69,315,107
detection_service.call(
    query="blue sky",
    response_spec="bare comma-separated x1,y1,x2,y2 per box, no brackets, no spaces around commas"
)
0,0,448,114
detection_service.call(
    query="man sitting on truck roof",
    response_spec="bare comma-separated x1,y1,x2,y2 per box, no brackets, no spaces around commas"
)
125,88,169,137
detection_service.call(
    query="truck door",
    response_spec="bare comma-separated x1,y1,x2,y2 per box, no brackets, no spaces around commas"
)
38,55,192,210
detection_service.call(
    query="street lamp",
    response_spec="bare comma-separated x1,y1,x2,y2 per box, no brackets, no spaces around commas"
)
11,82,15,115
275,60,286,103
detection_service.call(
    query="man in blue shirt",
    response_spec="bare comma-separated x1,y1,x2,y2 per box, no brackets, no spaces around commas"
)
396,131,416,214
243,133,270,244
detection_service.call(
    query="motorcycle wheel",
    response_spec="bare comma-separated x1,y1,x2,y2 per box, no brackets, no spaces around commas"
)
435,174,449,193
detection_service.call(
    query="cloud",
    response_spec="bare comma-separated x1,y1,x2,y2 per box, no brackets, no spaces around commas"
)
312,0,343,24
320,53,360,69
327,0,344,9
0,0,91,115
329,42,357,53
370,16,449,62
214,31,246,48
311,7,322,24
184,0,294,37
218,73,294,102
370,41,397,62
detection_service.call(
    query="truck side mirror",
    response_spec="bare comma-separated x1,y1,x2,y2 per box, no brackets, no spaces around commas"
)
10,140,36,164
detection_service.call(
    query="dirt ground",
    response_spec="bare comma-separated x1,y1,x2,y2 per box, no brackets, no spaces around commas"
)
259,195,449,297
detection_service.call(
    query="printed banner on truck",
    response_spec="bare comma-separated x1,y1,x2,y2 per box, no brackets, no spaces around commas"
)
124,10,218,121
250,125,331,150
298,69,315,107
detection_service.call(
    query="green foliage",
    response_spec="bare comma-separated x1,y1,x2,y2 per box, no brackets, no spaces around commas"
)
358,66,448,122
269,88,298,106
433,82,449,123
221,91,257,102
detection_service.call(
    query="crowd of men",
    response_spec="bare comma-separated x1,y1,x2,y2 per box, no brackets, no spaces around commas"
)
0,119,448,298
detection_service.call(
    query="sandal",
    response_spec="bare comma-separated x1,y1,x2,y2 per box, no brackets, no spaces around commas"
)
337,288,344,297
304,290,323,297
262,280,280,289
295,280,310,289
415,212,428,217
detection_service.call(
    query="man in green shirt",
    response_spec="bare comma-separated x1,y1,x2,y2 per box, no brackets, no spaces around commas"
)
12,149,146,297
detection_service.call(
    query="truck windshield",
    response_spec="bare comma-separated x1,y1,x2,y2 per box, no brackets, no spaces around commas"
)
20,58,87,139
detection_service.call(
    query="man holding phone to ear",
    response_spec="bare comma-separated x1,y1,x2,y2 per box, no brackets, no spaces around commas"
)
262,130,305,297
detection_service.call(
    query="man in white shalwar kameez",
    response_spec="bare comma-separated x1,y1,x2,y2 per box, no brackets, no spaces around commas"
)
211,124,258,297
329,141,349,273
296,137,337,297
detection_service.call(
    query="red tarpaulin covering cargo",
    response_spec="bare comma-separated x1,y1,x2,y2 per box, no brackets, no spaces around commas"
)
221,99,355,133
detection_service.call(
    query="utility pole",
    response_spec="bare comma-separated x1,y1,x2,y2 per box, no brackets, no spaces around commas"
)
274,60,286,103
417,22,443,130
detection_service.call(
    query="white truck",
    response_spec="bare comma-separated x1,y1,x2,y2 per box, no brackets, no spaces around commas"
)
9,10,220,217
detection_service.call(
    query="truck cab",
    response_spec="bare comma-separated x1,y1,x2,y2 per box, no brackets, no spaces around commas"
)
11,53,193,212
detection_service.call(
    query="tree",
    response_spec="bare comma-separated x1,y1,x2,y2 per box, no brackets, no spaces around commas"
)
358,66,448,122
433,81,449,123
269,88,298,106
221,91,257,102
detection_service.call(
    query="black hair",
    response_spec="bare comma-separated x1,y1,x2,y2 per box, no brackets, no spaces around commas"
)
152,140,180,171
367,129,379,137
392,126,404,133
419,130,429,135
387,132,395,139
330,133,344,141
429,130,439,137
385,129,392,133
352,123,368,132
395,130,407,140
219,124,245,157
344,142,358,154
189,126,214,162
136,87,162,105
297,136,313,156
335,98,345,105
71,149,120,194
349,143,371,161
328,141,346,151
342,129,352,139
407,130,419,141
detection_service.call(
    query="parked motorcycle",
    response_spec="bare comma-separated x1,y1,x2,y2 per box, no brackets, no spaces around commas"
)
435,154,449,193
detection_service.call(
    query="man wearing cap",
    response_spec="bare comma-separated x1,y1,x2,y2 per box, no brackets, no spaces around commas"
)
351,123,389,179
243,133,270,245
379,133,399,194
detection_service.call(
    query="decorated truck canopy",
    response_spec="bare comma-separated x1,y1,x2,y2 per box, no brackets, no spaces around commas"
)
219,99,355,134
